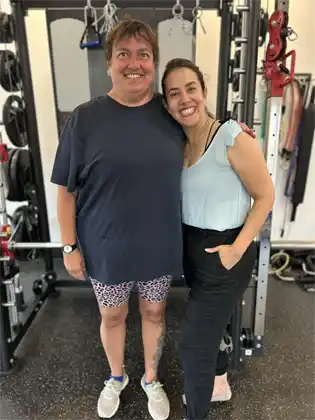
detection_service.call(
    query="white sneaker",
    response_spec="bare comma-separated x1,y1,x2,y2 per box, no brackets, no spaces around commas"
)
97,371,129,418
141,375,170,420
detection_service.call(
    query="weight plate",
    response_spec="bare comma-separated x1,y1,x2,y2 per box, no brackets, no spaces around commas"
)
4,148,17,201
8,148,20,201
0,50,22,92
11,205,40,261
0,12,15,44
16,148,32,201
7,148,32,202
2,95,28,147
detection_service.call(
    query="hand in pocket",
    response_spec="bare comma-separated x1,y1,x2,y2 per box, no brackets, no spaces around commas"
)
205,244,243,270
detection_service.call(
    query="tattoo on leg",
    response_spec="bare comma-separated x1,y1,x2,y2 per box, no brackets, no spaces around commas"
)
151,320,166,372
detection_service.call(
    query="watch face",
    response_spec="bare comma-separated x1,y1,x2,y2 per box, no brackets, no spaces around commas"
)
63,245,72,253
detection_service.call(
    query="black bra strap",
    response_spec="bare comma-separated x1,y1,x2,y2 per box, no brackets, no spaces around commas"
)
203,118,232,154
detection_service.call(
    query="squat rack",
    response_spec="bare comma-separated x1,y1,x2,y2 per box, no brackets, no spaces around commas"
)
0,0,296,376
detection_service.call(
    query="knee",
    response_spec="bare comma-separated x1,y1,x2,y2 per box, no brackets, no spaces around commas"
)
140,304,165,325
100,306,128,329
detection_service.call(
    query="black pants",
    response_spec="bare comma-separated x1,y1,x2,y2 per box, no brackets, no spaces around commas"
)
180,224,257,420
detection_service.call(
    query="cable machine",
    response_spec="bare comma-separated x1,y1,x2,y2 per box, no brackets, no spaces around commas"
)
0,0,300,376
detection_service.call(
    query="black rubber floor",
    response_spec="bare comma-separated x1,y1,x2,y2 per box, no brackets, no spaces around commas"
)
0,259,314,420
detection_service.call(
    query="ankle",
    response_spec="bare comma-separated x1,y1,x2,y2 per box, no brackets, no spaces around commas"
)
110,366,124,378
215,372,228,382
144,371,157,384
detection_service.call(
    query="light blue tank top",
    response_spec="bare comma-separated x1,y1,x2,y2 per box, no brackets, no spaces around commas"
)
181,119,251,231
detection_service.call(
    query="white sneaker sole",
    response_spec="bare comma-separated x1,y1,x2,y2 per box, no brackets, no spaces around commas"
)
97,374,129,418
141,379,170,420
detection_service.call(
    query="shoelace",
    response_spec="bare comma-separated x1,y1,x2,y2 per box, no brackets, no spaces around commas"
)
102,378,121,399
147,381,164,402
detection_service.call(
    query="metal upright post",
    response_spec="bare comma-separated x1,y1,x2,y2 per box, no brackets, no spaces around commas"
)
216,0,234,120
254,0,295,346
234,0,250,122
243,0,261,126
0,263,12,375
231,0,260,372
11,2,57,288
228,0,251,373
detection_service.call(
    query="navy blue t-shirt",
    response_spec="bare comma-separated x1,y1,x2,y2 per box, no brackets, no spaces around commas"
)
50,94,185,285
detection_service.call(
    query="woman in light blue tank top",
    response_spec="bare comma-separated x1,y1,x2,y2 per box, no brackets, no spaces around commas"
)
161,59,275,420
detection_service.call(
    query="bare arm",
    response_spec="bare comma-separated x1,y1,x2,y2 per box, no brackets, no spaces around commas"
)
57,186,77,245
227,132,275,255
57,186,85,279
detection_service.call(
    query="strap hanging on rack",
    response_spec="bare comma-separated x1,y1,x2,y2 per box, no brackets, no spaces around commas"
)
290,85,315,221
279,78,303,165
99,0,119,38
79,1,102,50
191,0,207,35
279,79,303,238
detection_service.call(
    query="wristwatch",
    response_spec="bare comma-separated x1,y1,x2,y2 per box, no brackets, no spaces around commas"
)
61,244,77,254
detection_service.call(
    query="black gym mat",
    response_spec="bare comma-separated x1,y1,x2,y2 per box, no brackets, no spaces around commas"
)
0,259,314,420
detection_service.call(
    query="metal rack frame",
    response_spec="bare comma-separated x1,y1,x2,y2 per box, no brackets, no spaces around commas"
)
0,0,298,377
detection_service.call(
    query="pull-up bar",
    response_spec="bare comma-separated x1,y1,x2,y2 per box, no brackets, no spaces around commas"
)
10,0,220,10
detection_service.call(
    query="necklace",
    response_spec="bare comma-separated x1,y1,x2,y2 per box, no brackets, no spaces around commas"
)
184,118,216,163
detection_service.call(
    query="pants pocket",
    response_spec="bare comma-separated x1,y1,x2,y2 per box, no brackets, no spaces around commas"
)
216,252,230,271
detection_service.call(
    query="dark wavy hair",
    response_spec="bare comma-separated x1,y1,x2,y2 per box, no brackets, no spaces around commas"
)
161,58,206,97
161,58,215,118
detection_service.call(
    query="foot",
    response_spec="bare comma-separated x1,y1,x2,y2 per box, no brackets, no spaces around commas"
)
97,371,129,418
211,373,232,402
141,375,170,420
182,374,232,405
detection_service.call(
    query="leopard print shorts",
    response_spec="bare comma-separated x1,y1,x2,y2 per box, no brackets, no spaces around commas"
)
90,275,172,308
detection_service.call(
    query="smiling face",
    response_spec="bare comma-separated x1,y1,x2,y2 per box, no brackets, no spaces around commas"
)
108,36,155,100
163,66,208,128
